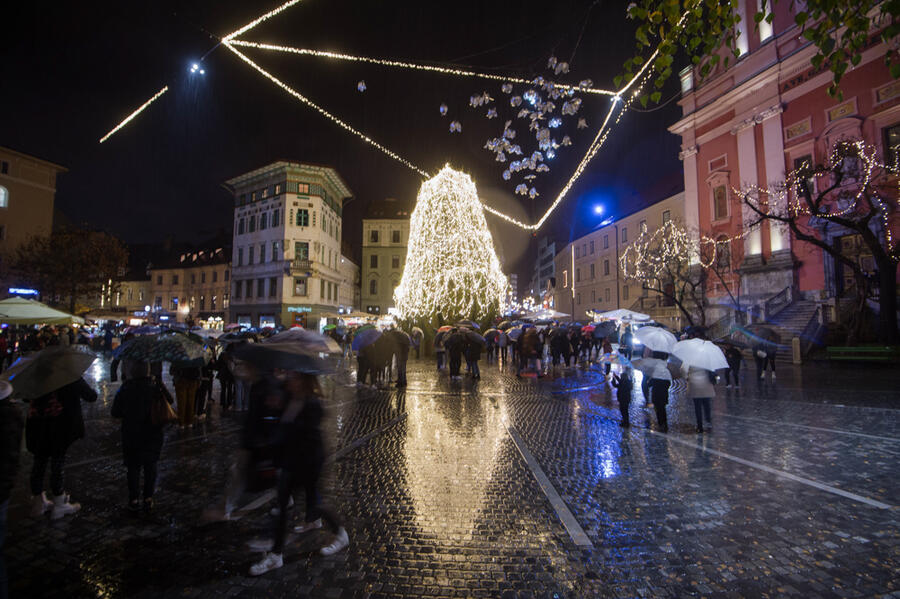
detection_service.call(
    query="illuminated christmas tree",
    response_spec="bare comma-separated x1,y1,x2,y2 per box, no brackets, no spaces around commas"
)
394,166,507,324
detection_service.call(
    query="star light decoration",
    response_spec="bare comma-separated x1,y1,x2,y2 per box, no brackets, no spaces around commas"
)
98,0,689,232
393,166,507,323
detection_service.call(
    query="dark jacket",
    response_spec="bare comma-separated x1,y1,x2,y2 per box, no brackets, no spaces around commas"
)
0,400,24,503
243,379,285,451
111,377,165,461
611,371,634,400
464,339,482,361
25,378,97,456
278,395,324,473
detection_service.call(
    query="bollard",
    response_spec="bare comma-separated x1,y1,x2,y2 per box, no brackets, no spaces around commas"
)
792,336,801,364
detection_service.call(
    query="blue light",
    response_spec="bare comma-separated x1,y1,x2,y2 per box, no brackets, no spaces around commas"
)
594,205,604,215
8,287,39,296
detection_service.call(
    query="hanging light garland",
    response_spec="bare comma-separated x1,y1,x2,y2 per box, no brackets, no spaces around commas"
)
393,166,508,321
98,86,168,143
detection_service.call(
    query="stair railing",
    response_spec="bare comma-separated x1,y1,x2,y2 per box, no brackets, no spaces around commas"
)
762,285,793,321
798,305,825,355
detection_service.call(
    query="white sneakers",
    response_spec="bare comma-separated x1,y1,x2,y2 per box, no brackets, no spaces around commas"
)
320,528,349,556
293,518,322,534
31,493,52,517
249,552,283,576
51,494,81,520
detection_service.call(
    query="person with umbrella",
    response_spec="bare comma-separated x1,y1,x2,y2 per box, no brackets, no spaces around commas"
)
383,329,411,388
671,339,729,433
0,380,22,599
497,329,509,364
463,331,485,380
722,342,743,388
443,328,465,379
601,337,614,377
610,366,634,427
620,326,634,360
19,356,98,519
433,329,448,371
111,361,168,513
633,347,673,433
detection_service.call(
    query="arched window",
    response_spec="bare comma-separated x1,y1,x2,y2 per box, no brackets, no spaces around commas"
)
369,279,377,295
0,186,8,208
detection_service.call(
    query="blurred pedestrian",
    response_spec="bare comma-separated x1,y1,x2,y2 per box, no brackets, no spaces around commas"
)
601,337,613,377
464,336,482,380
172,362,201,427
434,333,446,371
444,329,464,379
620,326,634,360
249,372,348,576
26,377,97,519
723,343,743,388
611,366,633,427
497,330,508,364
111,361,167,513
217,346,235,410
634,348,672,433
753,341,776,380
685,365,716,433
0,381,23,599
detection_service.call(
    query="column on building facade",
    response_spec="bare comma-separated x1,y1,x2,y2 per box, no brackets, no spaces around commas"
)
680,145,700,263
735,122,763,256
760,106,791,253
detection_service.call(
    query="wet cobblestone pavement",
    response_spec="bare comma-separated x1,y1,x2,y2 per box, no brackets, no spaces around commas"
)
6,354,899,598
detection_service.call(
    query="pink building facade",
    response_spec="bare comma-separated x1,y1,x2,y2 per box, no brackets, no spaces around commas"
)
669,3,900,309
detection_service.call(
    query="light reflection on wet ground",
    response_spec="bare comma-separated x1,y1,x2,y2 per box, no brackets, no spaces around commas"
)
6,351,899,598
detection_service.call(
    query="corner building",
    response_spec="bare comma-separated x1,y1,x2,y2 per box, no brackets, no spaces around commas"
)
225,162,353,330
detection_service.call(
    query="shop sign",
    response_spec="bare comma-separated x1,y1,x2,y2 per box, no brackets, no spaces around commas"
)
287,306,311,313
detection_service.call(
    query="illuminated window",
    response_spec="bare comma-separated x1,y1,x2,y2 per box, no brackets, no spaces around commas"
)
0,186,8,208
713,185,728,220
662,210,671,225
293,278,307,296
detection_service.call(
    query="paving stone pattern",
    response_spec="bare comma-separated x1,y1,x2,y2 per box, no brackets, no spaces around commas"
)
5,354,898,598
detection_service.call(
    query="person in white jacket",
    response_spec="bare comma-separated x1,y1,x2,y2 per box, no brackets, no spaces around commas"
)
685,365,716,433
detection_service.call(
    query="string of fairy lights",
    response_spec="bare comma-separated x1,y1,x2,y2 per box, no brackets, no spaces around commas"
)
97,0,694,233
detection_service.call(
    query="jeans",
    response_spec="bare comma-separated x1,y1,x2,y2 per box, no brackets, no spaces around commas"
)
467,359,480,378
1,499,8,599
234,380,251,411
274,465,341,554
649,379,671,431
693,397,712,429
126,454,158,501
725,361,741,385
618,395,631,426
435,352,444,370
175,379,199,426
448,352,462,377
30,452,66,496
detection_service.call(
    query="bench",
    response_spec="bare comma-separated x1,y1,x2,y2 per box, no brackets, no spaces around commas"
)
825,346,900,362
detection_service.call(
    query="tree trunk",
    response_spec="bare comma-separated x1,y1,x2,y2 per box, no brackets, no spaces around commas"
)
876,259,899,345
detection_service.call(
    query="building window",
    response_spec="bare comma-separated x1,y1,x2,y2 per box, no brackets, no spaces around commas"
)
590,264,595,279
370,230,379,243
257,279,265,297
260,212,268,230
224,270,229,281
575,246,580,259
320,279,325,298
272,209,279,227
603,235,609,249
369,279,377,295
248,246,255,265
623,285,629,300
275,184,281,194
662,210,671,225
590,240,594,254
201,272,206,284
622,228,627,243
155,296,162,309
577,293,581,305
237,248,243,266
245,280,253,298
190,273,196,285
260,243,266,264
199,295,205,311
713,185,728,220
295,241,309,260
223,294,229,308
296,209,309,227
156,275,162,285
269,277,277,297
210,295,217,310
639,220,647,233
249,215,256,232
605,288,610,302
261,187,268,199
172,275,179,285
238,219,245,234
391,255,400,269
392,230,401,243
576,268,581,283
0,161,7,174
293,278,307,296
716,236,731,271
272,241,280,261
591,289,596,302
298,183,309,194
603,260,609,276
0,186,8,208
370,255,378,269
171,297,179,311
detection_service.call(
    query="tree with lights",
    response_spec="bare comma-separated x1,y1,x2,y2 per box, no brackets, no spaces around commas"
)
394,166,508,326
738,140,900,344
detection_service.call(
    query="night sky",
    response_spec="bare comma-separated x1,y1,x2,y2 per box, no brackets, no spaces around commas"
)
1,0,683,282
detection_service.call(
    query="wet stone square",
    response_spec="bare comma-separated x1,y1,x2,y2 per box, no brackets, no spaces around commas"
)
5,355,899,598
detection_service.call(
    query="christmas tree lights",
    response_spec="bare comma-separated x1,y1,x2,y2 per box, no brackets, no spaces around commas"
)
394,166,508,322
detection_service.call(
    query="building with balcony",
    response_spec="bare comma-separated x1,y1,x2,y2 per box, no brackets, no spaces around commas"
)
0,146,66,293
552,191,686,329
225,162,353,329
361,198,411,316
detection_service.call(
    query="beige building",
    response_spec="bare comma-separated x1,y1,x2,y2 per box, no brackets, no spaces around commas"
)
150,247,231,328
553,192,686,328
0,147,66,291
338,254,360,311
361,198,411,316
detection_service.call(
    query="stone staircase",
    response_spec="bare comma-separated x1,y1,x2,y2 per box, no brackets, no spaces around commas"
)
751,299,821,362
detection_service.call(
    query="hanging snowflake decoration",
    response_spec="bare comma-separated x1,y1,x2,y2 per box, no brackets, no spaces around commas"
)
449,121,462,133
357,80,366,92
439,103,448,116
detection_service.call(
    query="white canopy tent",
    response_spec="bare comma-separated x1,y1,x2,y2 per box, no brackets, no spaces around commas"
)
0,297,85,325
591,308,650,322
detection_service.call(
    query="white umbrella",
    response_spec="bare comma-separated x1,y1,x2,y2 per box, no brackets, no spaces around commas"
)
671,339,728,371
0,297,84,325
264,327,341,354
596,308,650,322
634,327,677,353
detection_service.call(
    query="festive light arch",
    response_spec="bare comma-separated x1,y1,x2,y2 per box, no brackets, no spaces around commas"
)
98,0,689,232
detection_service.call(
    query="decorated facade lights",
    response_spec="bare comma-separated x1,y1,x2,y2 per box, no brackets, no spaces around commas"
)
393,166,508,322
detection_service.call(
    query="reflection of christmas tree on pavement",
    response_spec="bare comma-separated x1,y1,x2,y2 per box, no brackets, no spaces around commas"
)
394,166,507,323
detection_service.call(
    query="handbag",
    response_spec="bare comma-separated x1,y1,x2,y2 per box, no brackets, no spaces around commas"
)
150,391,178,426
756,349,767,359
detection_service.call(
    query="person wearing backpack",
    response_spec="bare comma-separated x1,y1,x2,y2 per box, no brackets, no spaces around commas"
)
111,361,167,513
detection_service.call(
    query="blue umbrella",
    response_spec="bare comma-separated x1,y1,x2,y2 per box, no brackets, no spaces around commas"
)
352,328,382,352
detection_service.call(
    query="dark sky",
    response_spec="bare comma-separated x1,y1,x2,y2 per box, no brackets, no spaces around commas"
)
1,0,683,282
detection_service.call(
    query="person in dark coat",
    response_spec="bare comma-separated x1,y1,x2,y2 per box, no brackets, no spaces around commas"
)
216,346,235,410
444,329,464,379
464,336,483,380
249,372,348,576
753,341,777,380
26,377,97,519
0,381,22,599
111,362,167,512
620,326,634,360
109,333,135,383
611,367,634,427
549,331,569,369
723,343,743,388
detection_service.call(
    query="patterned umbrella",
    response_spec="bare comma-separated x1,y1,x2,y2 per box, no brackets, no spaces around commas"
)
114,334,207,366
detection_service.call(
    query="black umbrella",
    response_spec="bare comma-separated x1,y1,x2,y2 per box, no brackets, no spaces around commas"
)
383,329,411,348
455,319,480,329
592,321,617,339
233,342,333,374
463,330,486,346
483,329,499,342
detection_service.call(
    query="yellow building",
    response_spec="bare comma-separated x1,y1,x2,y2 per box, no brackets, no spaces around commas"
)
553,192,685,328
0,146,66,291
